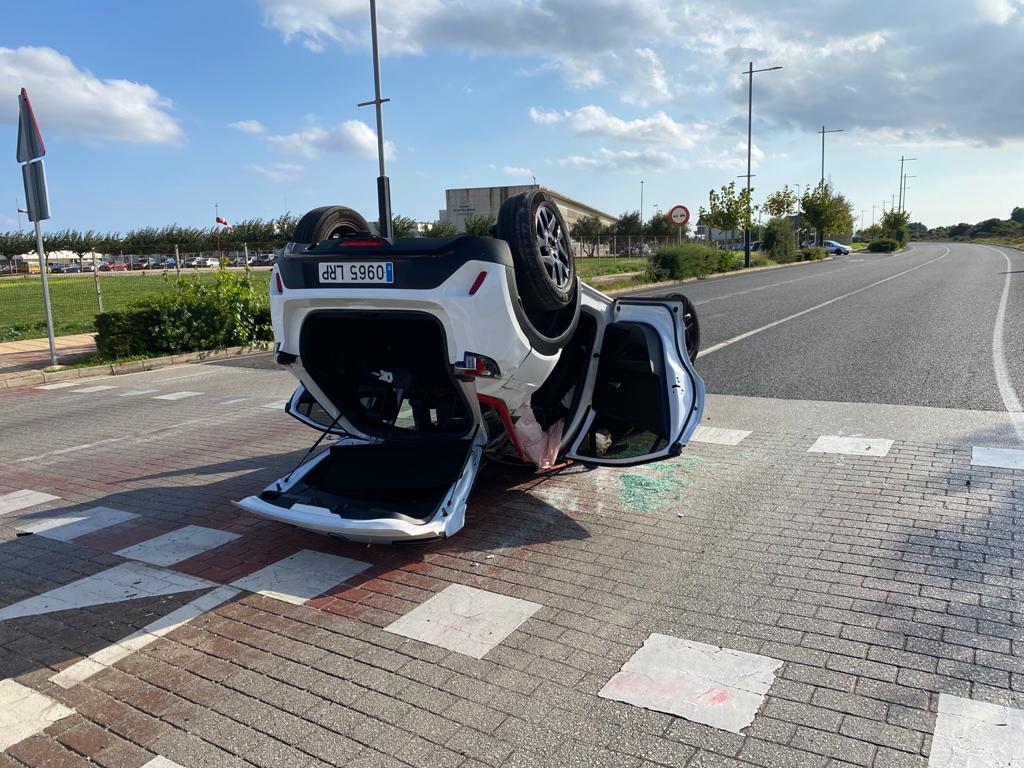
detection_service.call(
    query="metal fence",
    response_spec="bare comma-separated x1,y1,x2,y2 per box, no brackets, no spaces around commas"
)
0,243,279,343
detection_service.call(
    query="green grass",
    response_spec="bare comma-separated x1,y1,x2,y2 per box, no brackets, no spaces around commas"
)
852,242,869,252
0,270,271,342
576,257,646,278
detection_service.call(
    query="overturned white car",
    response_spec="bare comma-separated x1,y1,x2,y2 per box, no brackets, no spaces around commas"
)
235,191,705,542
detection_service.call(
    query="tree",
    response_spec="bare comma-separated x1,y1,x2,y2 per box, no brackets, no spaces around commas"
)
761,218,796,263
801,181,854,245
698,182,756,242
879,209,911,243
463,214,495,237
1011,206,1024,224
761,186,798,220
645,212,674,237
570,215,605,257
423,220,459,238
612,211,641,236
391,215,420,237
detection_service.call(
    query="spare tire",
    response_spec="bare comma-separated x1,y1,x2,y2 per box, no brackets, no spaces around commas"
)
497,191,576,313
293,206,370,244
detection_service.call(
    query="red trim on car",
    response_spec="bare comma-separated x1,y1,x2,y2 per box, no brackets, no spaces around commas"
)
477,394,528,462
336,239,386,247
468,270,487,295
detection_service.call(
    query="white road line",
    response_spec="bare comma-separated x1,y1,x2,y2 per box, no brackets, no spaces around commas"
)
698,247,950,358
599,634,782,734
141,758,188,768
690,426,752,446
929,694,1024,766
152,391,203,401
984,246,1024,443
118,389,160,397
116,525,240,566
0,562,214,622
51,585,239,689
0,489,60,516
69,385,118,394
6,506,138,542
35,382,83,390
230,550,370,605
809,435,894,457
971,447,1024,470
0,680,75,751
262,400,289,410
692,263,862,306
386,584,541,659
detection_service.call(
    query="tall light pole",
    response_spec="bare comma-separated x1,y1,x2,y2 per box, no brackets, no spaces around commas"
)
872,204,878,226
818,125,843,185
902,175,918,212
357,0,392,238
639,180,644,246
897,156,917,213
742,61,782,268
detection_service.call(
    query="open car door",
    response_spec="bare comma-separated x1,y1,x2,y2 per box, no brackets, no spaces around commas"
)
285,384,352,435
566,297,705,466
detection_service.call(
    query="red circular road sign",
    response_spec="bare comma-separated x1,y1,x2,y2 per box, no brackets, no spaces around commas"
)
669,205,690,227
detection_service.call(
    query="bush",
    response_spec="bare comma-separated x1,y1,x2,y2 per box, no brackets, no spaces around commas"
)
799,247,828,261
867,239,899,253
646,243,738,281
95,271,271,359
761,219,797,263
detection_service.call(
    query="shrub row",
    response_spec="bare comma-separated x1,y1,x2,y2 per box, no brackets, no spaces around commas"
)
95,271,271,359
799,247,828,261
646,243,743,281
867,239,899,253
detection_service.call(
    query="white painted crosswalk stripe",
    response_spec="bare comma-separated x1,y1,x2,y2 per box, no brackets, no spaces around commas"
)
599,634,782,734
7,506,138,542
51,585,239,689
0,680,74,751
0,561,214,622
70,385,118,394
691,426,752,446
218,397,250,405
929,694,1024,766
142,758,188,768
971,446,1024,470
118,389,160,397
386,584,541,659
116,525,240,566
230,549,369,605
152,391,203,401
262,400,289,410
808,435,893,457
0,489,60,516
35,381,83,390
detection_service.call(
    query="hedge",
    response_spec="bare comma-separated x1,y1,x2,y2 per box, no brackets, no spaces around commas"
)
867,239,899,253
95,271,272,359
647,243,741,281
798,247,828,261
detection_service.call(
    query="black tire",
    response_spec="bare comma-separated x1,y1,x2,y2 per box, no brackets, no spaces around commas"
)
293,206,370,244
496,191,576,312
667,293,700,364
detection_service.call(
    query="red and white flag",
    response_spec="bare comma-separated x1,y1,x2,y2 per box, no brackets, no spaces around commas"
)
215,216,233,232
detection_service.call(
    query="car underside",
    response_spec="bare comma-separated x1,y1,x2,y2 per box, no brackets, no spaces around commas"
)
235,191,705,543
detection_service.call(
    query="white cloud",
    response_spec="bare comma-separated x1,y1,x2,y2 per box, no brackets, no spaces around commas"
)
228,119,266,134
501,165,534,177
560,147,682,173
246,162,304,182
977,0,1020,23
266,119,394,160
0,46,182,145
534,105,708,148
620,48,671,106
699,141,765,172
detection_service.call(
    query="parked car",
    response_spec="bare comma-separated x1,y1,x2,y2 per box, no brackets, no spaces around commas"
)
98,262,127,272
184,256,203,268
48,263,65,273
64,263,81,273
164,258,178,269
202,257,220,268
255,253,276,266
235,192,705,543
823,240,852,255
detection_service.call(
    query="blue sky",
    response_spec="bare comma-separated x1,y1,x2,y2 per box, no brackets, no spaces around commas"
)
2,0,1023,234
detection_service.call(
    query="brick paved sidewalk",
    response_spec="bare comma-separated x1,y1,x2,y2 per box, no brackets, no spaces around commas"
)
0,403,1021,768
0,333,97,374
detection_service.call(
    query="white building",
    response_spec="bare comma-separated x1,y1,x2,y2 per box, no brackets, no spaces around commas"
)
439,185,617,232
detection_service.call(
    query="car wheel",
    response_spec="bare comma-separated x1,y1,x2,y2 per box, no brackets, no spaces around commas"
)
497,191,576,313
293,206,370,244
667,293,700,364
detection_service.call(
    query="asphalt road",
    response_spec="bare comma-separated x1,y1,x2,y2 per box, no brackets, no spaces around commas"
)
635,242,1024,413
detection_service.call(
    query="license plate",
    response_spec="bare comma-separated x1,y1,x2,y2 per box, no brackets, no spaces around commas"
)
318,262,393,284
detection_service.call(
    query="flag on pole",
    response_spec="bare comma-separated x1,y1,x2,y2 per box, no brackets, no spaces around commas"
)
215,216,233,232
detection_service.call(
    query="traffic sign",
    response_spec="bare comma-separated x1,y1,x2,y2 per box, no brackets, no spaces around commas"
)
22,159,50,222
16,88,45,163
669,205,690,227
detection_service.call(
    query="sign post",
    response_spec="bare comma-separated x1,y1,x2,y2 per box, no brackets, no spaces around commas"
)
16,88,57,368
669,205,690,244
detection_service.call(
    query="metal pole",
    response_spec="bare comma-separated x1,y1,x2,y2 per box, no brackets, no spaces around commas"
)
243,242,249,270
744,62,754,268
33,220,57,367
361,0,393,239
898,156,905,212
174,244,181,276
820,125,826,183
92,252,103,313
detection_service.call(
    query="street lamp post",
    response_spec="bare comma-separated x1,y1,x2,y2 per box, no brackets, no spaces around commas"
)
818,125,844,184
742,61,782,269
357,0,393,238
897,156,917,213
902,175,918,212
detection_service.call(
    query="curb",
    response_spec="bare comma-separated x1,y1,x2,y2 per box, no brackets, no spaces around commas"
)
606,255,834,296
0,343,271,390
